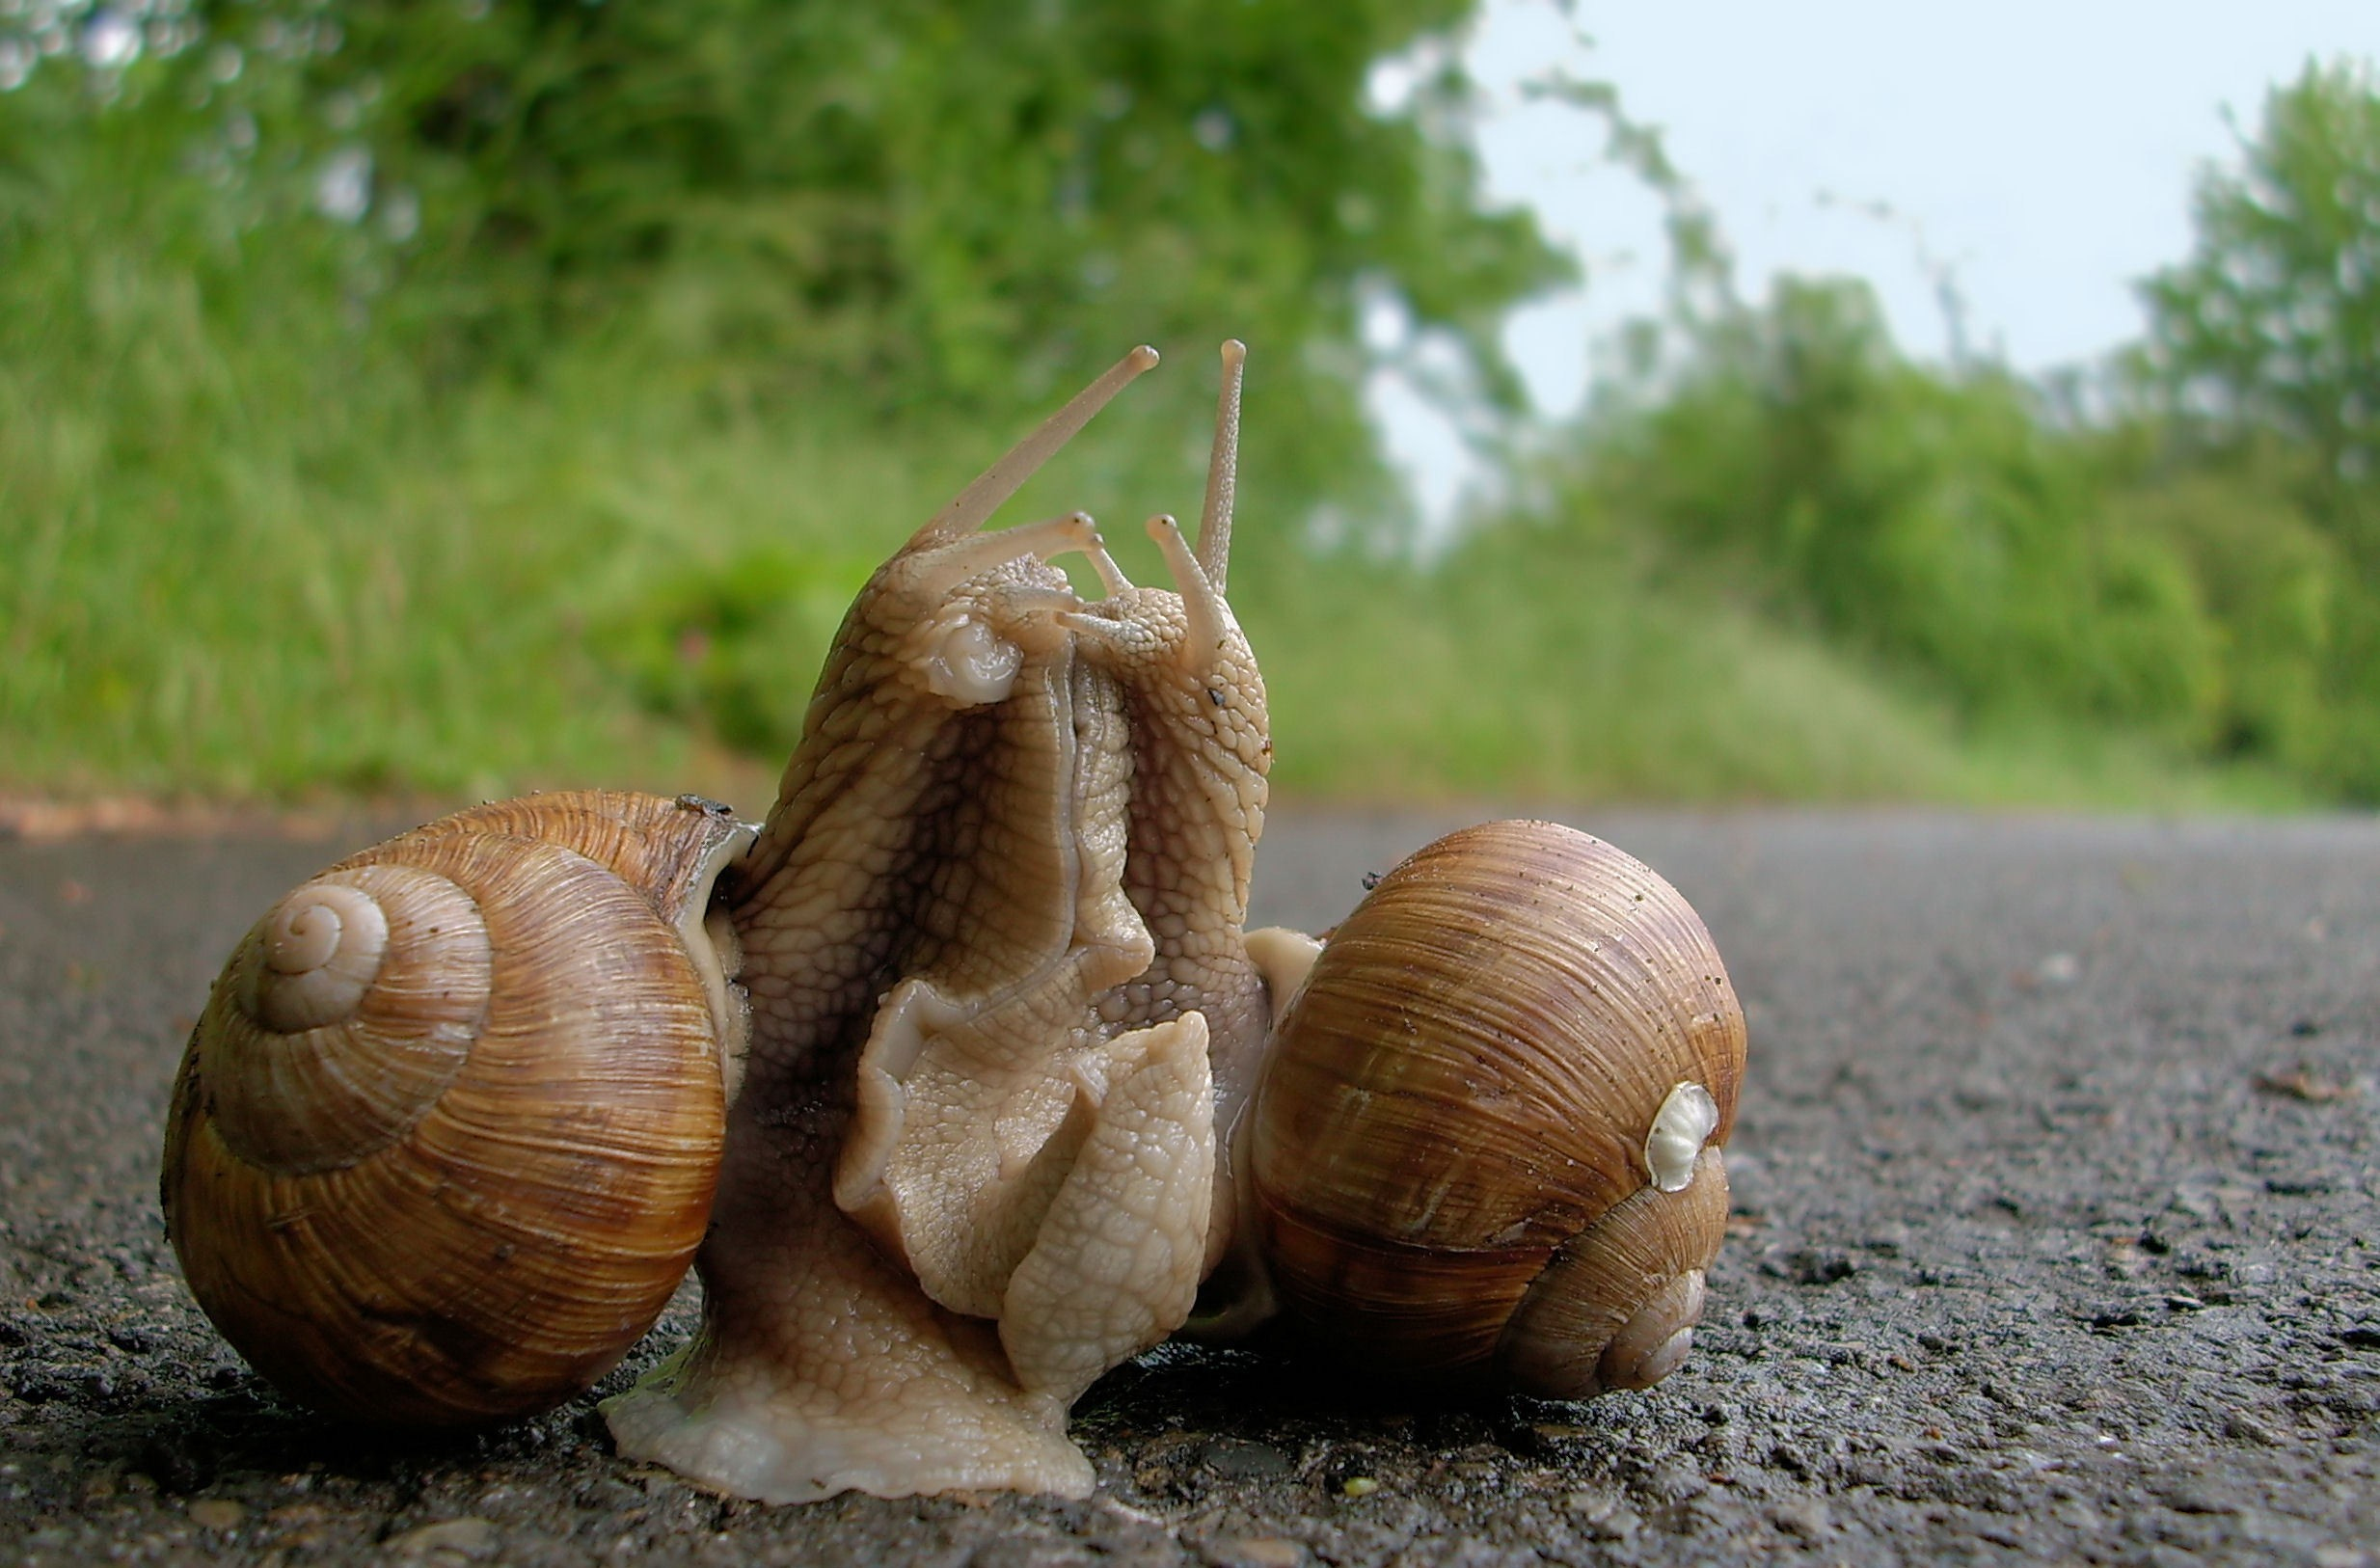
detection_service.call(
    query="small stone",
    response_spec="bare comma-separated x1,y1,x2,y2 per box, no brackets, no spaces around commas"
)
187,1499,245,1530
386,1517,500,1559
1200,1537,1305,1568
1642,1456,1708,1502
2036,952,2081,986
969,1540,1095,1568
1201,1439,1292,1479
2254,1068,2351,1102
2225,1411,2282,1446
1563,1484,1625,1522
1097,1498,1168,1530
573,1476,642,1511
1584,1504,1641,1540
1769,1498,1831,1538
1762,1248,1856,1286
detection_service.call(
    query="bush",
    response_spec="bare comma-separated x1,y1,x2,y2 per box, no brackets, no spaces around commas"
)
1552,280,2233,742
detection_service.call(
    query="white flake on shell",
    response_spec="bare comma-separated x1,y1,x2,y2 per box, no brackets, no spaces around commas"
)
1644,1080,1720,1193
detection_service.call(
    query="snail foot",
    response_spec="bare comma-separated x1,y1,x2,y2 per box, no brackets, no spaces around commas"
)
603,1347,1093,1505
1001,1012,1217,1404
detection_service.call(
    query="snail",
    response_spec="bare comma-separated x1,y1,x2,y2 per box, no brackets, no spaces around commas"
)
158,790,752,1426
607,344,1233,1503
158,340,1749,1504
1211,819,1745,1399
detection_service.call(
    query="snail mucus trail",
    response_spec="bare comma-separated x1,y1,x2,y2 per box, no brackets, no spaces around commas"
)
160,341,1747,1504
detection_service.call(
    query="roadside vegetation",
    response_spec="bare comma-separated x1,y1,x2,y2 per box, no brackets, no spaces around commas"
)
3,4,2372,809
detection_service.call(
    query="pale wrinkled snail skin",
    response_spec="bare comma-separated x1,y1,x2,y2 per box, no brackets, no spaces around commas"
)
1068,547,1272,1280
605,346,1240,1504
607,535,1125,1503
1236,819,1746,1399
1063,342,1278,1284
159,790,749,1428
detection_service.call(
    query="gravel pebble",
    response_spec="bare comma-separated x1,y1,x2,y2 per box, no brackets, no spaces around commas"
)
186,1498,244,1530
384,1517,500,1559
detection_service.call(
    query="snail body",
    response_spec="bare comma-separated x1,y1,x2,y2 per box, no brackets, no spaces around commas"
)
160,790,751,1426
1231,819,1745,1398
609,344,1234,1503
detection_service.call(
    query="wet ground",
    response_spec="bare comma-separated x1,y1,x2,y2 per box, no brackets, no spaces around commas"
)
1,806,2374,1565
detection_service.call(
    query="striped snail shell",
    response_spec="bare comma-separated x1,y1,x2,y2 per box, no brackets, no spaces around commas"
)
159,790,751,1427
1242,819,1746,1398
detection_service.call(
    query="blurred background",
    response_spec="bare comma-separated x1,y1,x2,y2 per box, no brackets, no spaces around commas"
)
4,0,2377,811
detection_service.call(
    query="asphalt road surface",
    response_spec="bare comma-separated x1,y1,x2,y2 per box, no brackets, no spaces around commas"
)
1,806,2374,1565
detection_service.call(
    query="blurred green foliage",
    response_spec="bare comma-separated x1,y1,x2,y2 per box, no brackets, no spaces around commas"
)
2142,59,2380,519
1450,55,2380,803
8,0,1560,474
595,546,879,756
1509,260,2365,797
1577,281,2225,730
0,3,2369,808
2134,57,2380,797
0,0,1562,791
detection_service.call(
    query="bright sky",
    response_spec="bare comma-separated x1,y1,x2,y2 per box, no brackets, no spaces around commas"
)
1370,0,2380,529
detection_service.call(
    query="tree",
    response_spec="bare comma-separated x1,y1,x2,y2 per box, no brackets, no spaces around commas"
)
2138,57,2380,798
2140,58,2380,530
3,1,1564,420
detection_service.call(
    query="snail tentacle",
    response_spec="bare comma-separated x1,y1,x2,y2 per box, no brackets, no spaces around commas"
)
908,345,1157,547
1194,339,1247,589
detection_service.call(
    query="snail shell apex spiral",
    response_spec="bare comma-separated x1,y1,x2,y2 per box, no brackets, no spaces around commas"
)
240,876,394,1033
161,791,750,1427
1246,819,1745,1398
203,861,491,1176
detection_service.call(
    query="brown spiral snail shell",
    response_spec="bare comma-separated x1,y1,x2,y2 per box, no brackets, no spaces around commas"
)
1231,818,1746,1398
159,790,751,1426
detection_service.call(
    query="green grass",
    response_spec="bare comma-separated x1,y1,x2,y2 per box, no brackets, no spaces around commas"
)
1248,533,2308,812
0,211,2312,813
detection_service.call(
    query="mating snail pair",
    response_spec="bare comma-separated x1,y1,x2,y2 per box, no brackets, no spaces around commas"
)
159,344,1747,1503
